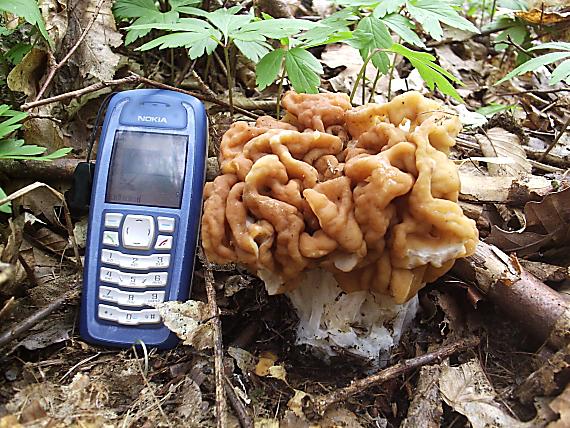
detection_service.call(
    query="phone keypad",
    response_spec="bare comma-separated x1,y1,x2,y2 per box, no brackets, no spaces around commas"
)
97,212,176,326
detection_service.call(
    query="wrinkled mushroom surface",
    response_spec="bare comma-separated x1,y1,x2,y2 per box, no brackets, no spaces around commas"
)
202,91,478,303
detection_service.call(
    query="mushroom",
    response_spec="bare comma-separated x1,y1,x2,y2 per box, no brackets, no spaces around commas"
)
202,91,478,363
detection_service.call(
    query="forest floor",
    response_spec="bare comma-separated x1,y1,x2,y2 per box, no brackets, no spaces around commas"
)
0,0,569,427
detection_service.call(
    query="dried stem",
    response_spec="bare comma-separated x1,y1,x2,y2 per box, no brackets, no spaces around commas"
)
539,115,570,162
0,284,80,348
223,45,234,118
307,336,480,417
23,73,260,119
34,0,106,102
21,75,140,110
224,375,253,428
202,249,228,428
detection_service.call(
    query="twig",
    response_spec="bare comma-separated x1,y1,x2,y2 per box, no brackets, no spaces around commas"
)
224,375,253,428
0,285,80,348
21,75,140,110
34,0,106,102
539,115,570,162
496,88,570,96
201,249,228,428
133,73,259,119
306,337,480,417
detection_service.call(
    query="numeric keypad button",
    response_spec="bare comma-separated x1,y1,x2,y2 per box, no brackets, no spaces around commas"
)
99,268,168,288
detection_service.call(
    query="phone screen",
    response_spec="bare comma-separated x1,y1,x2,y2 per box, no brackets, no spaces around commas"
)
106,131,188,208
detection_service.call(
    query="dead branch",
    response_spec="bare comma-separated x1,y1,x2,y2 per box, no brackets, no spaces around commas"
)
453,242,570,349
34,0,106,102
21,75,140,111
202,249,228,428
224,375,253,428
306,336,480,418
0,157,220,182
540,115,570,162
0,284,80,348
133,73,260,119
0,158,82,180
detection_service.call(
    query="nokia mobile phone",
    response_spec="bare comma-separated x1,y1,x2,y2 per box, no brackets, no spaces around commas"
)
80,89,207,348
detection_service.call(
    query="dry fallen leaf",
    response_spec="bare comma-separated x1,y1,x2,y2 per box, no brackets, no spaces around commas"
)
228,346,257,375
440,360,555,428
547,382,570,428
487,187,570,256
459,173,552,204
154,300,214,350
476,128,532,176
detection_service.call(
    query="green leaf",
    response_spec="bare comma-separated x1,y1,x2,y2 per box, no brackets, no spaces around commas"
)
476,103,517,117
285,48,322,93
234,39,271,62
125,11,179,44
237,18,315,40
373,0,405,18
169,0,201,11
351,15,392,73
405,0,479,41
113,0,157,19
550,59,570,84
5,42,33,65
204,7,252,44
528,42,570,52
0,186,11,214
498,0,527,10
496,51,570,84
390,43,463,101
335,0,380,6
0,0,52,47
382,13,425,48
495,22,528,51
257,48,285,90
138,26,221,59
299,10,355,47
35,147,72,160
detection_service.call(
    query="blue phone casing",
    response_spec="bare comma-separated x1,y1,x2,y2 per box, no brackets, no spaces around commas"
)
80,89,207,349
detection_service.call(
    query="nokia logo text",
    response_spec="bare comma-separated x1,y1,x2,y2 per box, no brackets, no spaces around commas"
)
137,115,167,123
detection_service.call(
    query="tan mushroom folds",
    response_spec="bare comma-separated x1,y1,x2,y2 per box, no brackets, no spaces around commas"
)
202,91,478,304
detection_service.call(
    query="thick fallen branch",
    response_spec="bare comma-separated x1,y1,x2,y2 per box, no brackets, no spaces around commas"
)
0,285,80,348
305,336,480,418
453,242,570,349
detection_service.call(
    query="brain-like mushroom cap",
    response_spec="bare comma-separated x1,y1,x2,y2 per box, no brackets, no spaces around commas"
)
202,91,478,303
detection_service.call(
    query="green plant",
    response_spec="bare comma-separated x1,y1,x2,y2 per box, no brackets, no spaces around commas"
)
114,0,480,103
0,106,70,213
131,6,316,111
496,42,570,85
113,0,202,45
0,0,52,48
